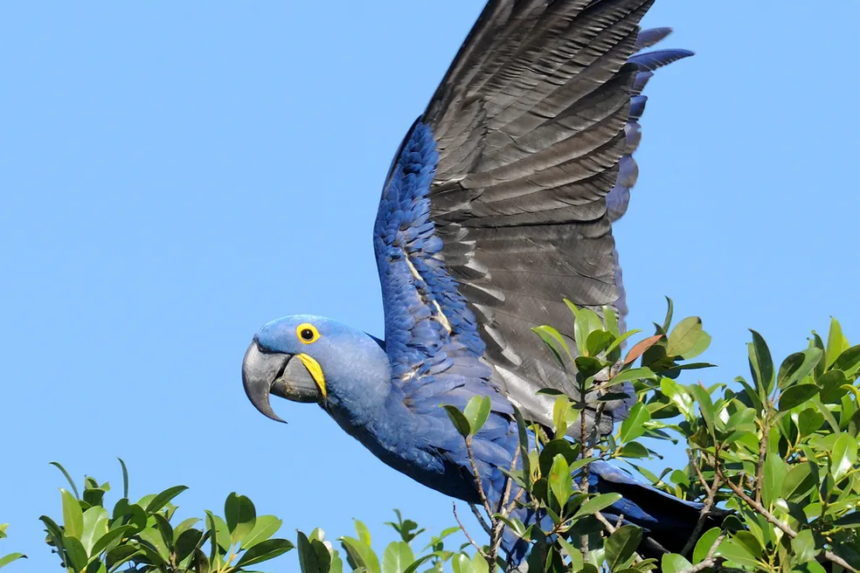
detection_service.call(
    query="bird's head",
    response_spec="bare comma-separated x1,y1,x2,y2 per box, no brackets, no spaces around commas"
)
242,315,390,422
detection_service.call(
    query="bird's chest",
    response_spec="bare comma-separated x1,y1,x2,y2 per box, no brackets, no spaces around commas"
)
328,403,481,503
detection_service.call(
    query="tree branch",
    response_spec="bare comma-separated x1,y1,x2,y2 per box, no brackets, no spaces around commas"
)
754,417,769,505
682,452,722,558
717,468,858,573
453,503,486,558
469,504,492,536
465,436,493,518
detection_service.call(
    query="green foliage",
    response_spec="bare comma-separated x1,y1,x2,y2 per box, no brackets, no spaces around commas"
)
5,303,860,573
38,460,293,572
0,524,26,570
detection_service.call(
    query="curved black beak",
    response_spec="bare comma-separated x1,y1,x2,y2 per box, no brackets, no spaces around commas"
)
241,339,323,423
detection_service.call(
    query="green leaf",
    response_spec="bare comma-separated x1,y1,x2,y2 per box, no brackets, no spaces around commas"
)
39,515,66,558
819,370,849,404
662,297,675,333
443,406,471,437
463,396,492,435
683,330,712,361
689,384,716,438
452,553,474,573
382,541,415,573
791,529,817,564
568,303,602,357
748,330,775,399
553,396,572,436
105,545,141,572
513,406,531,492
604,329,644,358
575,356,605,378
604,305,620,337
831,433,857,481
666,317,703,357
586,330,614,357
241,515,282,550
0,553,26,570
834,513,860,527
297,531,324,573
91,525,133,558
533,325,570,369
611,368,657,385
354,519,372,546
138,526,170,563
235,538,294,568
117,458,129,500
225,492,257,545
80,506,109,556
619,403,651,443
618,442,650,459
50,462,80,499
779,384,819,412
61,488,84,540
605,525,642,570
145,485,187,514
782,462,819,502
402,556,435,573
574,493,621,518
716,538,761,569
778,349,822,389
826,317,850,368
692,528,722,564
833,345,860,377
661,553,692,573
63,535,88,572
812,397,840,433
661,379,694,421
796,408,825,437
548,454,573,507
762,454,787,507
340,536,380,573
472,553,489,573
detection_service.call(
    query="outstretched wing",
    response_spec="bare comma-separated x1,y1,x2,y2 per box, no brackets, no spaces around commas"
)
374,0,691,436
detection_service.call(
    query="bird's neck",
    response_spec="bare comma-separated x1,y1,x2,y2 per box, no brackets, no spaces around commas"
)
321,334,394,430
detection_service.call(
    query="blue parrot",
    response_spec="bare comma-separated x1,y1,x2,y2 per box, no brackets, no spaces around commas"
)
242,0,705,564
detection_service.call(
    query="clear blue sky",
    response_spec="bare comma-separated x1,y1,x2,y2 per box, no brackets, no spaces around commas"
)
2,2,858,571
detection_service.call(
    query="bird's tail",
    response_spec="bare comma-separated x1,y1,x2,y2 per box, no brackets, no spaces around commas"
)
501,460,724,569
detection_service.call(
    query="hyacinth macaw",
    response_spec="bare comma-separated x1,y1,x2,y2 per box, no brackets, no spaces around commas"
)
242,0,704,563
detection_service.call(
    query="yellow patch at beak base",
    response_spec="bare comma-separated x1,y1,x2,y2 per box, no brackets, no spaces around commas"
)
297,353,327,398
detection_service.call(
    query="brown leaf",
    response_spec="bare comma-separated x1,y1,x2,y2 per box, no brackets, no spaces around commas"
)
623,334,664,365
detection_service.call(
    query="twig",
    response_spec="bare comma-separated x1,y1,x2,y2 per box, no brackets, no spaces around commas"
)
465,436,494,519
688,449,713,497
469,504,492,536
676,533,726,573
594,511,617,534
717,468,858,573
579,398,589,556
754,417,769,505
488,448,521,567
614,513,624,530
505,489,526,515
595,512,642,565
682,452,722,558
453,503,486,557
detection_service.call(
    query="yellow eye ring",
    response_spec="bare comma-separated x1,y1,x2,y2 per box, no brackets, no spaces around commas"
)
296,323,320,344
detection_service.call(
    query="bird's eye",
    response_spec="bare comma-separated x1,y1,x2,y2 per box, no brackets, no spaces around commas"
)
296,323,320,344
